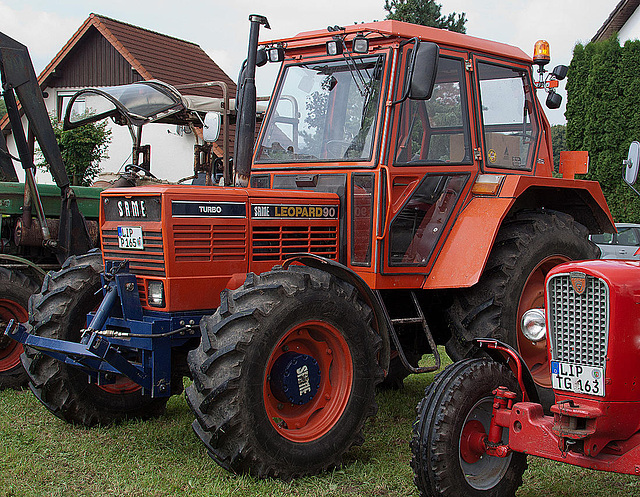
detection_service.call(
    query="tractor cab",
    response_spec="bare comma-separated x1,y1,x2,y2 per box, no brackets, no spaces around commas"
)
65,80,239,185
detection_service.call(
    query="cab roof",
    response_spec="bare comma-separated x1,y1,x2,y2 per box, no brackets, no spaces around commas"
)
263,20,531,64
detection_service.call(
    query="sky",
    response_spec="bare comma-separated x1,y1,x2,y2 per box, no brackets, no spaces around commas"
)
0,0,620,124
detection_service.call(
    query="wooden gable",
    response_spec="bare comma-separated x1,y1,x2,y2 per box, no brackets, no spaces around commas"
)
44,26,143,88
2,13,236,132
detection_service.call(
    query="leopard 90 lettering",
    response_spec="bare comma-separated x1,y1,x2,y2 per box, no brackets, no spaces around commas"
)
252,204,338,219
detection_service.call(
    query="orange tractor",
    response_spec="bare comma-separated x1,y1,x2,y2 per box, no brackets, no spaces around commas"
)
6,15,613,478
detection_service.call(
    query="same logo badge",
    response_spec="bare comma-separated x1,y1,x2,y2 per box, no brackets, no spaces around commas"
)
570,271,587,295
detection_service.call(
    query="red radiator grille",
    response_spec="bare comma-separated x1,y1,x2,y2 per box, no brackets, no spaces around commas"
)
137,277,148,307
102,229,165,277
252,225,338,262
173,224,247,262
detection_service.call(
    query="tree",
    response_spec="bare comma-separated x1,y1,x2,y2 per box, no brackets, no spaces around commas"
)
566,36,640,223
37,116,111,186
384,0,467,33
550,124,566,171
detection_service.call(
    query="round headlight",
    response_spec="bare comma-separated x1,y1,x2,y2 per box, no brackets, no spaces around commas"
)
521,308,546,342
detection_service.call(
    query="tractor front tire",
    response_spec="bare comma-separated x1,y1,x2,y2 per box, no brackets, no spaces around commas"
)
446,210,598,405
411,358,527,497
0,268,40,389
23,252,167,426
186,266,384,479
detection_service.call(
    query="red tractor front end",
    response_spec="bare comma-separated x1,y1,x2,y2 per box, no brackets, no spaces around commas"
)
411,259,640,495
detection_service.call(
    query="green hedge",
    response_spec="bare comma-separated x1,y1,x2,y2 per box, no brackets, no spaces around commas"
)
566,36,640,222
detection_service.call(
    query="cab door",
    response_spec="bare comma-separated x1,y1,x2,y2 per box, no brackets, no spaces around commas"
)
381,47,477,276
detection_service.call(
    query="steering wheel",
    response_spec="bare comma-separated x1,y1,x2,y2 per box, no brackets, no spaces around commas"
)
325,140,351,158
124,164,157,179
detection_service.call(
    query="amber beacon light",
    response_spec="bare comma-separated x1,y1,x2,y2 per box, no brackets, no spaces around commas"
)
533,39,551,66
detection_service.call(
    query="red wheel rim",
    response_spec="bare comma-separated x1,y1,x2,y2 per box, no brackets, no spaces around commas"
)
0,298,28,372
263,320,353,443
517,255,570,389
460,419,487,464
98,376,142,394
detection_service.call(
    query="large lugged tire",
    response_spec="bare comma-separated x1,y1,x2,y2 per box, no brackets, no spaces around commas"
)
22,251,168,426
0,268,40,389
446,210,598,403
186,266,384,479
411,358,527,497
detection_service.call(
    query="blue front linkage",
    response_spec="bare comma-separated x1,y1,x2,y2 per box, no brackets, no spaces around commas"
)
4,261,208,397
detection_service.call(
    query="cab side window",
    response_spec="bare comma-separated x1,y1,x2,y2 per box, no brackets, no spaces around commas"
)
477,62,538,170
394,56,471,165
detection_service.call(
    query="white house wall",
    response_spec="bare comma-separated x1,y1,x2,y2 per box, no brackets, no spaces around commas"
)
618,7,640,42
101,119,200,183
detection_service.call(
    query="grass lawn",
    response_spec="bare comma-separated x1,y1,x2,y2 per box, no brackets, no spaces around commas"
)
1,362,640,496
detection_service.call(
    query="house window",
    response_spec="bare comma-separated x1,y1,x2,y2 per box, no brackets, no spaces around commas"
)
57,92,85,121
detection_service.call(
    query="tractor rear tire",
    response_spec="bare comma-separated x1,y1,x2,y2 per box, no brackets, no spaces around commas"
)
446,210,598,406
0,268,40,389
186,266,384,479
411,358,527,497
23,251,168,426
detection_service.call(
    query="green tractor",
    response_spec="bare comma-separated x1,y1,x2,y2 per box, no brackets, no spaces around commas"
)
0,32,98,388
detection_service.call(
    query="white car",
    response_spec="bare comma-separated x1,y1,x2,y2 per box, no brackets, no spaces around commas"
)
590,223,640,260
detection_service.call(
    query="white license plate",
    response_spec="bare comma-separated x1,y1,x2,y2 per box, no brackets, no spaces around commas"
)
551,361,605,397
117,226,144,250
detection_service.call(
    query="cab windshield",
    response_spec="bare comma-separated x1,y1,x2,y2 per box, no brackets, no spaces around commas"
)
256,55,384,163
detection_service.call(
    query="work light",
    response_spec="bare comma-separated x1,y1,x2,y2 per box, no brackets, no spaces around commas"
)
147,281,165,307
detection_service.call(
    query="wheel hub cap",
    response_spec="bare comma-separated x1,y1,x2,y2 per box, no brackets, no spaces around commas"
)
269,352,321,405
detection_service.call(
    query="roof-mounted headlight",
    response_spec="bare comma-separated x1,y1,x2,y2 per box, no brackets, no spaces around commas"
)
352,34,369,54
326,39,344,56
267,46,285,63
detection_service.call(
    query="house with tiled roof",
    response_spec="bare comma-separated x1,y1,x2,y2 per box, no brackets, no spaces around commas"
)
2,13,236,183
593,0,640,42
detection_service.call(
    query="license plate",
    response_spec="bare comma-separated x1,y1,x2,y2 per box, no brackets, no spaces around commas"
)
117,226,144,250
551,361,605,397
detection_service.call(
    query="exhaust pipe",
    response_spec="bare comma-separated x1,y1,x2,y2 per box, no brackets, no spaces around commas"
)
233,14,269,187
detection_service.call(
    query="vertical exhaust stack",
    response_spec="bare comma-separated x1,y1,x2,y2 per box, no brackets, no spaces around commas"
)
233,14,269,187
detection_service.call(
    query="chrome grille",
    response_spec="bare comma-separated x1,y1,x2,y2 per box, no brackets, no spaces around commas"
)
547,273,609,368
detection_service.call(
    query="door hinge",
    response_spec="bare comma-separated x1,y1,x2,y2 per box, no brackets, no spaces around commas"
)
465,59,473,72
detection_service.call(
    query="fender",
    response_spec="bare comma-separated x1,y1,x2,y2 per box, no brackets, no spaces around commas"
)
474,338,540,404
283,253,391,372
0,254,46,280
424,176,615,290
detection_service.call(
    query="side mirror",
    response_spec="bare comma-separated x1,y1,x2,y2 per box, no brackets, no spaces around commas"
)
203,112,221,142
624,141,640,185
408,42,439,100
256,48,268,67
551,65,568,81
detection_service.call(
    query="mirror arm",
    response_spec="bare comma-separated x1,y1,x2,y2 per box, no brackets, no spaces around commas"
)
623,174,640,199
390,37,420,106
